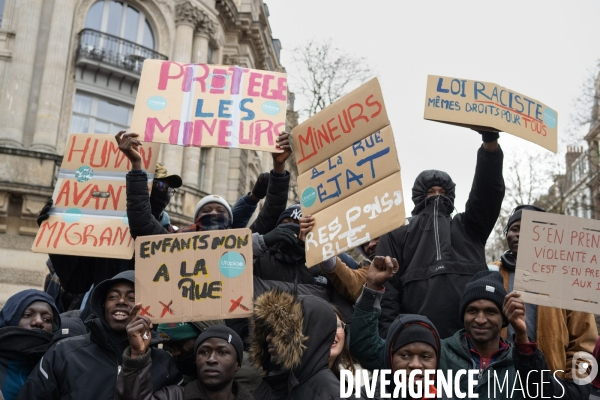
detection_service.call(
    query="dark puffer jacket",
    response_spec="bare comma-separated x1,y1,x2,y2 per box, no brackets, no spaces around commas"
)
16,271,181,400
376,145,504,338
249,291,357,400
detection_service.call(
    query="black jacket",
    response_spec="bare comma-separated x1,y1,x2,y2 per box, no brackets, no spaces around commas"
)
250,291,354,400
250,170,290,235
16,271,181,400
127,171,170,238
375,145,504,338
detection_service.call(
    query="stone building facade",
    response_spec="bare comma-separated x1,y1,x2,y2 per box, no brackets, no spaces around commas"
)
0,0,297,304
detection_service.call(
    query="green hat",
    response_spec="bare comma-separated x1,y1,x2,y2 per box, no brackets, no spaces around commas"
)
157,322,201,342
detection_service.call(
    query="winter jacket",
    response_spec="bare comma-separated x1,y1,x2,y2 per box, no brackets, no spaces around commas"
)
0,328,54,400
493,259,598,381
232,170,290,234
126,171,175,238
16,271,181,400
115,347,253,400
249,291,355,400
375,145,505,338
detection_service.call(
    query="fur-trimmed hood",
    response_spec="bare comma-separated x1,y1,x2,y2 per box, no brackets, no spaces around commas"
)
249,290,336,385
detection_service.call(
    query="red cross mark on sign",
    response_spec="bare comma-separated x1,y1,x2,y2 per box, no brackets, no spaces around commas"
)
159,300,174,318
140,305,154,318
229,296,250,313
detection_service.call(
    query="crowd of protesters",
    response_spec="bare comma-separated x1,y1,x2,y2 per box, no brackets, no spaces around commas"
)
1,129,599,400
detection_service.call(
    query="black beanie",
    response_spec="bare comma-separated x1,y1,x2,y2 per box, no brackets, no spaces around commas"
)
391,322,439,357
276,203,302,225
503,205,546,234
194,325,243,366
459,271,507,323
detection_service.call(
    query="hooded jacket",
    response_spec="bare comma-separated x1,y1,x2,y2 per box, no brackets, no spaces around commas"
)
16,271,182,400
249,291,348,400
376,146,505,338
0,290,60,400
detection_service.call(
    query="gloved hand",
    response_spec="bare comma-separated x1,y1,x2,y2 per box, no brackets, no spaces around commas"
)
37,198,53,227
262,225,298,248
251,172,270,200
474,129,500,142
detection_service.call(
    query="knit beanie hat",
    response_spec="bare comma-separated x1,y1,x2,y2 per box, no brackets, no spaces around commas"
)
391,322,440,357
504,205,546,234
194,325,243,366
459,271,507,323
193,195,233,222
157,322,201,342
276,203,302,226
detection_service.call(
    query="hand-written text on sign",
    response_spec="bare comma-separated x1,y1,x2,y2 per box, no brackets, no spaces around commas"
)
130,60,288,152
32,133,160,259
515,211,600,314
423,75,558,153
135,229,253,323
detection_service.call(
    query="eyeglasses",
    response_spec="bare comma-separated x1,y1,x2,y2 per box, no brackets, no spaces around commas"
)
153,180,176,197
336,320,346,332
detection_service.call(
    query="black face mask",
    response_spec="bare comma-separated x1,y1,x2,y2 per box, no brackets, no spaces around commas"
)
150,189,170,220
175,353,198,378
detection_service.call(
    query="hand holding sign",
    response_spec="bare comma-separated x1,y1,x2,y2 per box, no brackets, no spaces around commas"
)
273,132,292,172
127,303,153,358
115,131,143,171
37,198,53,227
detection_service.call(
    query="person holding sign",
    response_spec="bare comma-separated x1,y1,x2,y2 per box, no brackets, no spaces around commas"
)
17,271,181,400
490,205,597,396
115,317,252,400
373,131,505,339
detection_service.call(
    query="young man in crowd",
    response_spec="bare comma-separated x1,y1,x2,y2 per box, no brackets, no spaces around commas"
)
350,256,582,399
301,131,505,338
116,311,252,400
17,271,181,399
492,205,598,384
0,290,60,400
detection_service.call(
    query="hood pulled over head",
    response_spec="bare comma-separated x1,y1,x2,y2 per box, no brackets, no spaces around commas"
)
89,270,135,325
249,290,336,384
411,170,456,215
0,289,61,331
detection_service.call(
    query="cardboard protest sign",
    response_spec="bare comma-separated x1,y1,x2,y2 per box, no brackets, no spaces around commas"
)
423,75,558,153
134,229,253,323
304,172,405,266
291,78,389,174
32,133,160,259
130,60,287,153
292,78,405,266
297,126,399,216
515,210,600,314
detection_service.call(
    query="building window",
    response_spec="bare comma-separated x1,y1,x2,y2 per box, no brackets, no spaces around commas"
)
198,148,208,190
70,92,132,134
207,46,214,64
0,0,5,27
85,0,155,49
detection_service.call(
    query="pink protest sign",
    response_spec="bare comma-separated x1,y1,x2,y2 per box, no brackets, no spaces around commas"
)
130,60,288,153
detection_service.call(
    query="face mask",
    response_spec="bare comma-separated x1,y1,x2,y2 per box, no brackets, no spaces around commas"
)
150,189,170,219
197,213,232,231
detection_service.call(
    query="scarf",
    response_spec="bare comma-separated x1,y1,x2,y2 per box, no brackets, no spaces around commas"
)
180,214,232,233
500,250,517,271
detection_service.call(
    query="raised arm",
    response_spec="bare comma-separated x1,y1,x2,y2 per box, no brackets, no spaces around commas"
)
463,133,505,245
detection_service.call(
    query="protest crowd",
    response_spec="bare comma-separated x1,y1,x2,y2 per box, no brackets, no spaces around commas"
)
3,74,600,400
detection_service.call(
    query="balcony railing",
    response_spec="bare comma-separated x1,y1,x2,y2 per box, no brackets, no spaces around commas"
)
76,29,167,75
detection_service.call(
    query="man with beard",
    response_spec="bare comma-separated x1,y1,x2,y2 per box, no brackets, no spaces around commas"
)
0,290,60,400
116,317,252,400
16,271,181,399
491,205,597,395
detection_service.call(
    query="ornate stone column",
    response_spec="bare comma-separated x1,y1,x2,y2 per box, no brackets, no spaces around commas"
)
181,13,214,190
0,0,43,147
160,1,199,176
31,0,76,152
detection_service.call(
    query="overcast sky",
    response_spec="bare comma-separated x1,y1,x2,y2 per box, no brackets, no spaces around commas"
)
266,0,600,214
